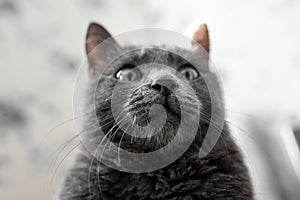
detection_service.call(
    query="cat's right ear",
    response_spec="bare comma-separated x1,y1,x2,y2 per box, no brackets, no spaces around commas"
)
86,23,120,73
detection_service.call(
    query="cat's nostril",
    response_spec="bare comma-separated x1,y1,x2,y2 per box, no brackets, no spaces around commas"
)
150,78,178,96
151,83,162,92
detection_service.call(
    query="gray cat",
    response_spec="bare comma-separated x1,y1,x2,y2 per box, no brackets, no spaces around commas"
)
60,22,253,200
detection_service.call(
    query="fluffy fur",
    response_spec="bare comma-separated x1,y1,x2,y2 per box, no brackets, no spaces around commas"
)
60,23,253,200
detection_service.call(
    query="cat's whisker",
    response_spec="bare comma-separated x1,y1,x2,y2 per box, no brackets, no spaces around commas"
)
43,111,94,140
201,112,224,132
96,118,129,172
199,114,230,155
109,116,130,150
51,114,118,198
98,105,112,111
86,111,127,193
86,117,123,199
197,98,237,114
50,142,82,196
48,124,102,192
226,120,255,142
97,113,114,122
200,108,255,142
49,122,102,167
48,135,80,171
117,123,133,165
92,118,127,193
97,117,115,130
98,116,128,163
87,128,112,199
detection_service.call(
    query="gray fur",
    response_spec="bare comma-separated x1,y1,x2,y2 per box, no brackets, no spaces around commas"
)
60,44,253,199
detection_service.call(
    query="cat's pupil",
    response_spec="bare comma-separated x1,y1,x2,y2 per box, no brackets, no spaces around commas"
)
127,72,133,80
178,66,199,80
185,71,191,80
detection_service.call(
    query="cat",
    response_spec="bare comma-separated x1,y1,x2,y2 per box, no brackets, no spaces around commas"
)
59,22,253,200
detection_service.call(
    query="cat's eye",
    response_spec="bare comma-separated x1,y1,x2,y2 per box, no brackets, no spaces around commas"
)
115,66,141,81
178,65,199,80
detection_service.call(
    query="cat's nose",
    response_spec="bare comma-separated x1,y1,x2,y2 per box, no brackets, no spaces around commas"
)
151,78,178,96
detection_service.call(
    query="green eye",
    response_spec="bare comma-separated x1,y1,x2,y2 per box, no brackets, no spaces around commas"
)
115,66,141,81
178,65,199,80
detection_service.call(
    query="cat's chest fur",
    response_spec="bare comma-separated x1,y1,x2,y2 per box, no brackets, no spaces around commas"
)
61,136,252,200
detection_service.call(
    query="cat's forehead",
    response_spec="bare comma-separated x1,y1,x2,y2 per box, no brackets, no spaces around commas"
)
119,46,191,66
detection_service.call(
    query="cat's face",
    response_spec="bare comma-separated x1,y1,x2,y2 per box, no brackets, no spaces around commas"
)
85,24,216,151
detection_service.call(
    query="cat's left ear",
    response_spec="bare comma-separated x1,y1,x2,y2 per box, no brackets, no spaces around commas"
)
192,23,210,53
86,23,120,72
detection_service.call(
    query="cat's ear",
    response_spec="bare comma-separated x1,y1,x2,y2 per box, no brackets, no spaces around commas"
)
192,23,209,53
86,23,120,72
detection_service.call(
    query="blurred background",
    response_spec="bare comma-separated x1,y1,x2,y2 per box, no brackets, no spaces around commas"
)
0,0,299,199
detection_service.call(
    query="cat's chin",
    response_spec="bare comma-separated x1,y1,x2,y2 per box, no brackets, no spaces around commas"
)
107,110,181,152
130,105,180,128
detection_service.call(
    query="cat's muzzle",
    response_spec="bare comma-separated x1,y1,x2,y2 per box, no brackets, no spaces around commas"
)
128,82,180,126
